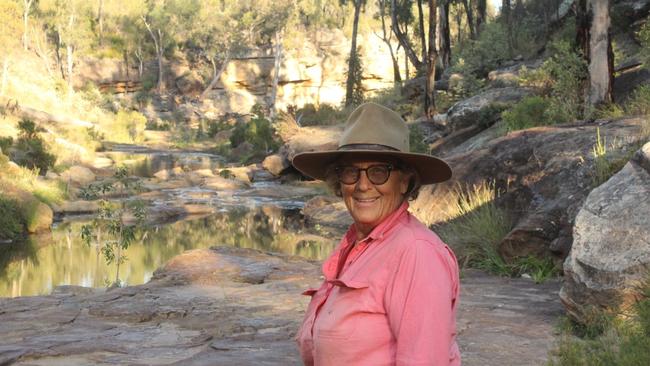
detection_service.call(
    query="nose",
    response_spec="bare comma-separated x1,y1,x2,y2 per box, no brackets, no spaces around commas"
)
355,169,371,191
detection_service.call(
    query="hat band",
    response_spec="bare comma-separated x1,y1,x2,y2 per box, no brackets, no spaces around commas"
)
337,144,401,152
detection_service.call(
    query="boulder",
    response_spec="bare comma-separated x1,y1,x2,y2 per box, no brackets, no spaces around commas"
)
446,87,532,132
1,186,53,233
60,165,96,186
204,176,246,190
262,153,290,176
560,142,650,321
409,117,648,260
218,166,253,184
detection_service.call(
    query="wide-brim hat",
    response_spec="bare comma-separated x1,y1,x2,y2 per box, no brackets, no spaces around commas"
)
291,102,452,184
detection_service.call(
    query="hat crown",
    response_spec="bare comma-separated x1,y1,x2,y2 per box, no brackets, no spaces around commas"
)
339,103,410,152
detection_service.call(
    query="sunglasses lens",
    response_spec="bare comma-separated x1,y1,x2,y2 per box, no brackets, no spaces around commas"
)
338,167,360,184
337,165,392,185
367,166,390,184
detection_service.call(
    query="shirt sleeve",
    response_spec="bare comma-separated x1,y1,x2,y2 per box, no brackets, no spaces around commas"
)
384,239,459,366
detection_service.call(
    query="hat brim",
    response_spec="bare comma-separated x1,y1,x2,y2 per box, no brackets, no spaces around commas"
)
292,150,452,184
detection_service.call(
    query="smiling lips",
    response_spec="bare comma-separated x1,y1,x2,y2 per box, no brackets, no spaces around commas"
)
354,197,379,205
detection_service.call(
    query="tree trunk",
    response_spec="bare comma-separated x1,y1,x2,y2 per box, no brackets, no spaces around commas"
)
135,46,144,78
439,0,451,70
378,0,401,84
1,58,9,96
576,0,590,57
587,0,613,106
201,53,230,99
269,30,283,118
66,44,74,98
476,0,487,34
97,0,104,45
502,0,512,53
142,16,164,93
345,0,363,107
425,0,438,118
391,0,423,70
461,0,476,39
417,0,427,64
23,0,34,51
455,3,463,45
404,24,410,80
123,49,129,79
55,29,66,80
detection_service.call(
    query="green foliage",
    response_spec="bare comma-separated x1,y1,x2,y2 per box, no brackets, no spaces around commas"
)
448,60,485,99
409,125,429,154
111,110,147,143
79,166,142,200
548,277,650,366
590,128,633,187
230,113,279,153
623,84,650,117
516,255,558,284
452,22,511,76
8,119,56,175
218,169,235,179
207,120,231,137
638,21,650,70
81,199,146,286
437,182,512,270
0,196,25,242
0,136,13,153
503,96,554,131
294,103,346,126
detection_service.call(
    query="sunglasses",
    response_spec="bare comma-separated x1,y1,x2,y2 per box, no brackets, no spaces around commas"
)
335,164,395,185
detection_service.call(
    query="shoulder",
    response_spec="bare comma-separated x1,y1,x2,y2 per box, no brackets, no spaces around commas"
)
390,214,457,263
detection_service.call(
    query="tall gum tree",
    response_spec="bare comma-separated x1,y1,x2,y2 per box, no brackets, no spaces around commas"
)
345,0,365,107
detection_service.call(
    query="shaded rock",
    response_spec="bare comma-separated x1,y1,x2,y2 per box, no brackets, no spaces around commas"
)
410,117,648,260
176,72,204,96
218,166,253,184
560,142,650,321
487,60,543,87
1,186,53,233
59,165,96,186
446,87,532,132
250,169,277,182
230,141,254,162
262,153,290,176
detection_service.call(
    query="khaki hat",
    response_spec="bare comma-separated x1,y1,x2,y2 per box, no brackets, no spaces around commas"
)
291,102,452,184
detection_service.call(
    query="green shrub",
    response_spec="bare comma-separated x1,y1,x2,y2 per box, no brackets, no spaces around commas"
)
409,125,429,154
230,114,279,153
207,120,231,137
452,22,511,76
0,196,25,242
503,96,553,131
111,110,147,143
295,103,345,126
437,182,513,274
9,119,56,175
0,136,13,153
638,21,650,70
547,277,650,365
624,84,650,116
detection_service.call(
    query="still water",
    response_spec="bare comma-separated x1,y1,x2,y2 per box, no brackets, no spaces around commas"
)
0,206,338,298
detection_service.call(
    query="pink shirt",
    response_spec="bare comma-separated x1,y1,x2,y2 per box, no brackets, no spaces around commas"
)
297,202,461,365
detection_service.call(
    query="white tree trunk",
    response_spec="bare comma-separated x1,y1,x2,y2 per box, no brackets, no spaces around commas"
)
587,0,612,106
142,17,165,93
200,53,230,99
23,0,34,50
269,31,283,118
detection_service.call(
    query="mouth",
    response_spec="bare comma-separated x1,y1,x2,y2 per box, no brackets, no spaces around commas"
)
354,197,379,204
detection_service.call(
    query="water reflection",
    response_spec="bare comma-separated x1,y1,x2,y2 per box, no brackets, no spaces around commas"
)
0,207,337,298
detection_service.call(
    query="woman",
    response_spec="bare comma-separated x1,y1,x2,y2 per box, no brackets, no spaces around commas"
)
292,102,461,365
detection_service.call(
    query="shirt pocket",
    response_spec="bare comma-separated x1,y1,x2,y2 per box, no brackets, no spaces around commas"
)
316,280,370,340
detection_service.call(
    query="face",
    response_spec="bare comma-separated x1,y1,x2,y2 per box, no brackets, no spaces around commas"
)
338,158,411,240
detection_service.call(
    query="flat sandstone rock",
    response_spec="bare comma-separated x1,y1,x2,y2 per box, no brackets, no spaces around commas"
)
0,247,562,366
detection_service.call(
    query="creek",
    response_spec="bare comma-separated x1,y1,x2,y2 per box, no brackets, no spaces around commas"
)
0,146,341,298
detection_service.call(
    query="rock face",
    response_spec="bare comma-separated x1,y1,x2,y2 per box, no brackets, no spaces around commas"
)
262,153,290,176
410,117,648,259
59,165,96,187
1,186,53,233
560,142,650,321
0,247,563,366
445,87,532,132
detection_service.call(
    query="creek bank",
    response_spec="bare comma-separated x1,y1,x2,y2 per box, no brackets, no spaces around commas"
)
0,246,562,366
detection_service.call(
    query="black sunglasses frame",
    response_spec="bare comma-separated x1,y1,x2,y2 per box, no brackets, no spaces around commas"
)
335,164,396,185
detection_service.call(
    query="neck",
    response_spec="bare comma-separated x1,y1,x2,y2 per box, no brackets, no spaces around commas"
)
354,223,373,242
